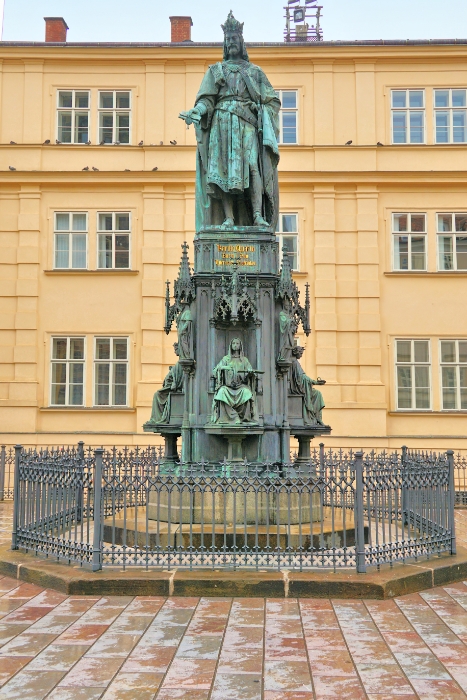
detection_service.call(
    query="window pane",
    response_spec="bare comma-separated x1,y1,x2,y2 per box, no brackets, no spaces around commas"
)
411,236,426,270
452,90,467,108
397,367,412,408
414,366,430,408
459,342,467,364
96,364,110,387
52,338,67,360
55,234,69,268
396,340,412,363
281,214,297,233
414,341,429,363
58,91,73,109
71,234,86,269
392,112,406,143
55,213,70,231
100,92,114,109
409,91,424,108
410,214,425,232
114,363,127,386
392,91,406,108
453,111,467,142
115,235,129,268
393,214,408,232
58,112,72,143
282,112,297,143
438,236,453,270
51,383,66,405
441,341,456,363
455,215,467,232
281,91,297,109
282,235,298,270
96,339,110,360
115,213,130,231
75,91,89,109
435,111,449,143
434,90,449,108
69,383,83,406
116,113,130,143
409,112,424,143
460,367,467,409
99,214,113,231
51,362,67,383
69,362,83,385
116,92,130,109
70,338,84,360
72,213,87,231
74,112,89,144
442,367,457,409
394,235,409,270
114,340,128,360
98,235,113,268
456,236,467,270
99,113,113,143
438,214,452,232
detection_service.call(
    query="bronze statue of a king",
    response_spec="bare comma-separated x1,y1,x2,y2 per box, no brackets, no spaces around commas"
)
180,11,281,231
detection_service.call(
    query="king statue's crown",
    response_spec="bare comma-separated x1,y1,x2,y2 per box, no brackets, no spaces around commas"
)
221,10,244,35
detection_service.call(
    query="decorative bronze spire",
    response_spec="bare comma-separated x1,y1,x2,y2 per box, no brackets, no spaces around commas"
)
174,242,195,304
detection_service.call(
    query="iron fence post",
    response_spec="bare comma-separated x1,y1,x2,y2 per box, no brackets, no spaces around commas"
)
77,441,85,523
11,445,22,550
401,445,408,525
447,449,457,555
354,450,366,574
92,448,103,572
0,446,5,501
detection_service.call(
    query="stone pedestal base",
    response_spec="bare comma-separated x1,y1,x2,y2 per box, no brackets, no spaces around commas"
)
204,425,264,463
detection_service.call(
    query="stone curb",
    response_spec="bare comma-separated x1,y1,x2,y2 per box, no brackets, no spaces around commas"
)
0,545,466,598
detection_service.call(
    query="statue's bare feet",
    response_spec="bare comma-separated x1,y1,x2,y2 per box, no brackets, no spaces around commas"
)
253,212,269,227
221,217,234,228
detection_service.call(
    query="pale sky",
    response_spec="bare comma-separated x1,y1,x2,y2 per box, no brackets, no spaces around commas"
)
2,0,467,44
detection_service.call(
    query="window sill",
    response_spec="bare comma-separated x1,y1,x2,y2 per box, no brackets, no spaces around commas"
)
44,269,139,276
292,271,306,277
385,271,467,277
41,407,135,412
389,410,467,415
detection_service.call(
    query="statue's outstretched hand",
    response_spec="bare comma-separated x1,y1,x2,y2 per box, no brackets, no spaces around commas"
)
179,108,201,126
316,377,326,385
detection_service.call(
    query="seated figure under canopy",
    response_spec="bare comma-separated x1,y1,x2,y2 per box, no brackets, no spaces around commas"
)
289,345,326,426
146,343,184,425
211,337,258,424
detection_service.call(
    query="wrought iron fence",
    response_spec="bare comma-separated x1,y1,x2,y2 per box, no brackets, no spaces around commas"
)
10,443,456,573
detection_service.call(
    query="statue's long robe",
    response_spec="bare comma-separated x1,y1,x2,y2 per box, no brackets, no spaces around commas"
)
278,309,295,362
212,354,255,423
147,362,184,425
289,359,325,425
194,60,280,229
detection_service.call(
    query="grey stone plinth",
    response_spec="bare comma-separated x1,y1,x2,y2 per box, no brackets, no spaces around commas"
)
148,487,322,525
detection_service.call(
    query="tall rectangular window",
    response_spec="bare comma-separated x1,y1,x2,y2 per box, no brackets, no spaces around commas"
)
98,91,131,144
437,213,467,271
434,89,467,143
94,337,128,406
395,339,431,410
391,90,425,144
57,90,90,144
440,340,467,410
276,90,298,144
392,213,427,271
54,212,87,269
276,213,299,270
97,212,130,269
51,337,85,406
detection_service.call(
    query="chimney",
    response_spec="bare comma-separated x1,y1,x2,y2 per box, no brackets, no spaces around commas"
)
44,17,69,43
169,16,193,43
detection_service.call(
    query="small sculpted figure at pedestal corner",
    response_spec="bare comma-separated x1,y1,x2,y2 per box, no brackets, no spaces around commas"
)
146,343,184,425
289,345,326,426
211,337,258,424
278,295,298,363
179,11,281,231
176,300,193,360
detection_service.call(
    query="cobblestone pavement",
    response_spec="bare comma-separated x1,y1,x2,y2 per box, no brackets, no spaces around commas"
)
0,504,466,698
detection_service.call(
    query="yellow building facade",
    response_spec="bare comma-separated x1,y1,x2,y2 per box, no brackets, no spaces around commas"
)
1,29,467,450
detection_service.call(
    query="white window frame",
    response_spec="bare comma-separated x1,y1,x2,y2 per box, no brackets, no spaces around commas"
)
276,212,299,271
439,339,467,411
436,212,467,271
56,90,90,144
275,89,298,145
93,337,129,407
391,89,425,145
53,212,88,270
50,336,86,407
391,213,427,271
395,339,432,411
98,90,132,145
434,89,467,144
96,212,131,269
